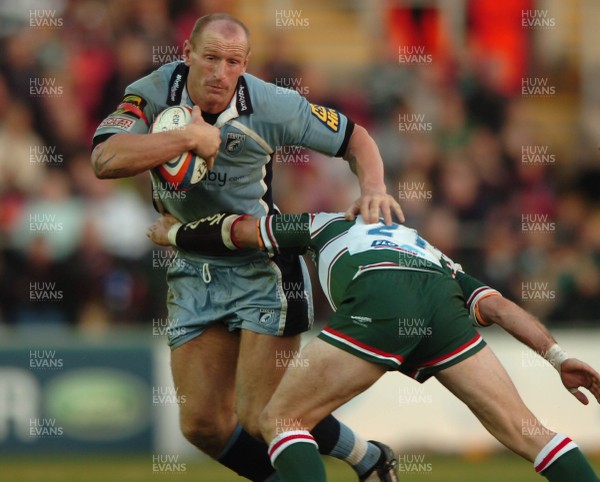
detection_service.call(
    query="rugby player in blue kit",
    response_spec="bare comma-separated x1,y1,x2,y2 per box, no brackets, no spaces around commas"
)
93,13,402,482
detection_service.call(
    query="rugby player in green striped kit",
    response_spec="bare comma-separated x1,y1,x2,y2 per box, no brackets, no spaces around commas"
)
148,211,600,482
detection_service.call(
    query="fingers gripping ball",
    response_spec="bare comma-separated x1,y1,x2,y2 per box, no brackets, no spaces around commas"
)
150,105,207,190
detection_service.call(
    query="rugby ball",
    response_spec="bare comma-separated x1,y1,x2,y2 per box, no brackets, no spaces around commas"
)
150,105,207,190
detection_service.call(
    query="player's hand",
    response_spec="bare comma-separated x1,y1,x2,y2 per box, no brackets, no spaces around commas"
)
147,214,181,246
560,358,600,405
187,105,221,170
345,190,404,225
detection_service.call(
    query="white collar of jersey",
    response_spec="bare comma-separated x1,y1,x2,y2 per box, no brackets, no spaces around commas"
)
355,215,385,227
214,76,254,128
214,94,240,128
178,82,235,127
178,76,254,127
181,83,190,107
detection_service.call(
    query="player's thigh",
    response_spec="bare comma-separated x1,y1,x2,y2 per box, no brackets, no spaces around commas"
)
234,255,313,424
435,345,553,461
260,337,386,441
171,324,240,435
235,331,301,430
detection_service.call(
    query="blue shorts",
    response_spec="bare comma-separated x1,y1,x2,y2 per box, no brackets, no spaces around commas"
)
165,251,314,349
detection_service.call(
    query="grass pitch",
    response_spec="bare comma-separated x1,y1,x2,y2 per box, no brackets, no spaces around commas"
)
2,453,599,481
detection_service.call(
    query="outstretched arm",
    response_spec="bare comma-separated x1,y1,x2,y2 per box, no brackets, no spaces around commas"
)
478,295,600,405
478,295,557,358
147,212,314,256
146,213,259,251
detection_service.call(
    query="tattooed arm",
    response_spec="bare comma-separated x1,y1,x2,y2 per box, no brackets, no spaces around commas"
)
92,106,221,179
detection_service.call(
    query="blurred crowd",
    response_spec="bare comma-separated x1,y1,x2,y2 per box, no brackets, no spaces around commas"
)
0,0,598,332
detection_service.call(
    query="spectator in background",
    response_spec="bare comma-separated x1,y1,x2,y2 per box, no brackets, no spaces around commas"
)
0,1,599,333
96,32,154,121
11,169,84,261
0,99,45,198
2,235,76,327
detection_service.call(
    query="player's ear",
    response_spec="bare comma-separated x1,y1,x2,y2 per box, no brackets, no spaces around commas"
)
183,40,193,66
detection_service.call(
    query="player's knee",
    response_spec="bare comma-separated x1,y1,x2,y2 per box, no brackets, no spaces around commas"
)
257,405,274,441
258,403,295,441
259,402,319,441
180,413,235,457
236,402,262,440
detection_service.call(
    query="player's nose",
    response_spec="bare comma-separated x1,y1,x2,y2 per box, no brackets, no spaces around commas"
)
213,60,226,80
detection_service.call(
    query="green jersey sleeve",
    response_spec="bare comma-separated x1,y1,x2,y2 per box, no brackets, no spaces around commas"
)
258,213,312,255
258,212,351,256
455,271,501,327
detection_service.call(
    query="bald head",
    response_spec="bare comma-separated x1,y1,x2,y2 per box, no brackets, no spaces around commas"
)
190,13,250,54
183,13,251,113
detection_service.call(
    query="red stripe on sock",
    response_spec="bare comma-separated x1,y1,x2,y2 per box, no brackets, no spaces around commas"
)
536,436,572,473
268,433,315,459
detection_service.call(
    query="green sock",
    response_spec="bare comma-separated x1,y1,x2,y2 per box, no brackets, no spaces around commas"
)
536,434,599,482
541,448,599,482
269,431,326,482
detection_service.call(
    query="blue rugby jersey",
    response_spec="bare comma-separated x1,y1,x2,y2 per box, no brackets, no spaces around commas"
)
93,62,353,235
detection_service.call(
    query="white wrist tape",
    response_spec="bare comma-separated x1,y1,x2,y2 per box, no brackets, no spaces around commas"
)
221,215,238,250
544,344,569,372
167,222,183,247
